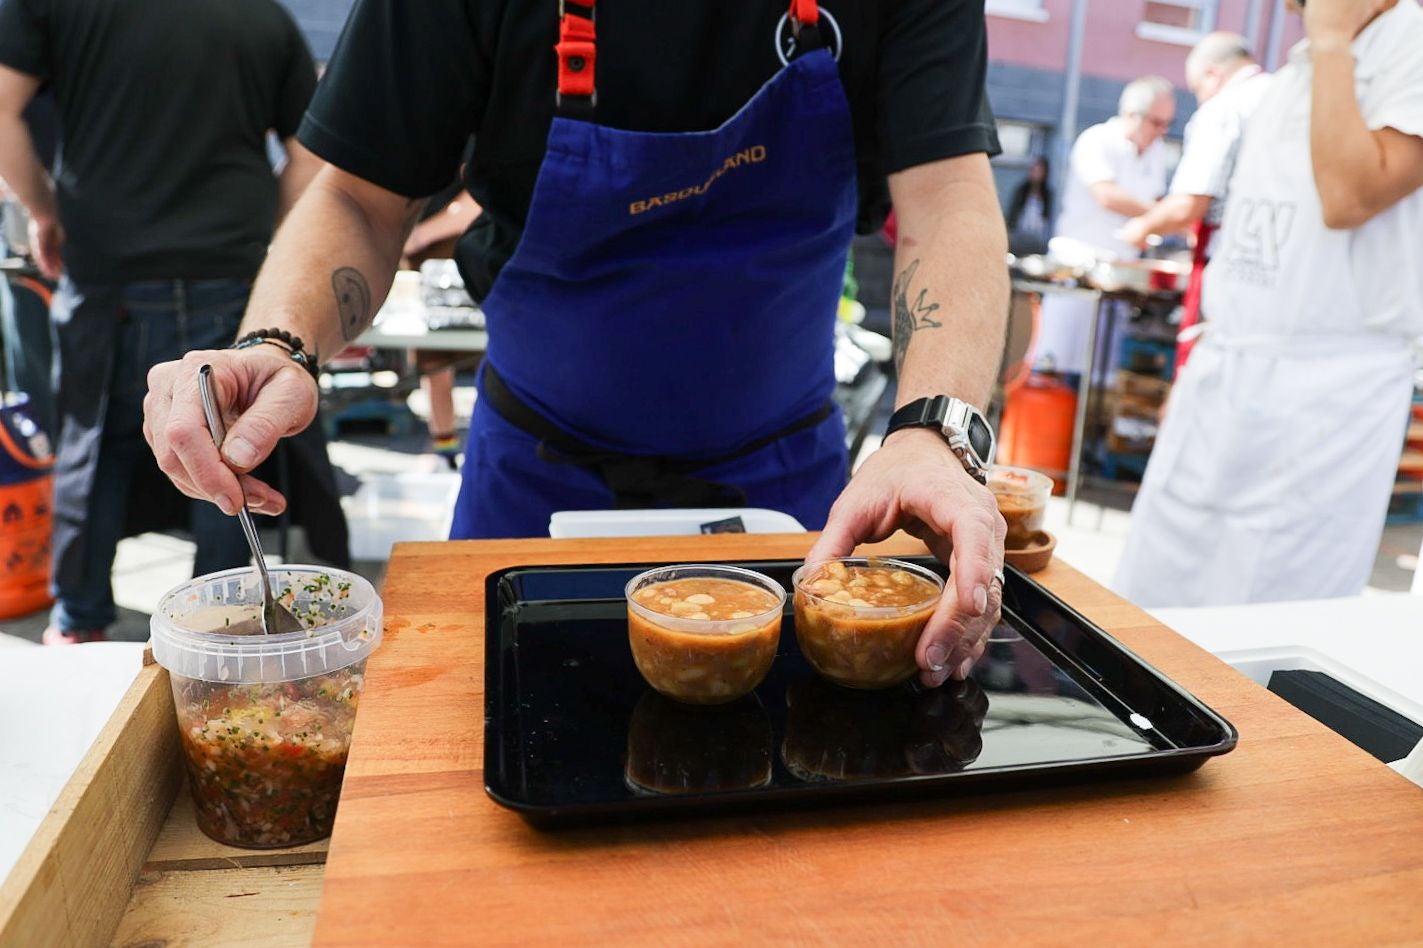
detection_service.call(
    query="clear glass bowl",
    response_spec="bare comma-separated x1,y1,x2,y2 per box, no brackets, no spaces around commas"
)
792,557,943,690
988,464,1054,549
625,564,784,705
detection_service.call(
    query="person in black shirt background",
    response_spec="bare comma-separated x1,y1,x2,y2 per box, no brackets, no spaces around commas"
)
144,0,1013,686
0,0,340,644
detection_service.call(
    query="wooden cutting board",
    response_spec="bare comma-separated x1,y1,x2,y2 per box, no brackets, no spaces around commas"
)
313,534,1423,945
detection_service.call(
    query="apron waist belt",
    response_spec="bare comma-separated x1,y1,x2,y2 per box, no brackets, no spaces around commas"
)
481,363,834,509
1201,330,1410,358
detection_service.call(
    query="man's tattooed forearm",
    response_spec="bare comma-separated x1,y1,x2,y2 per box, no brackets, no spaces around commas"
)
891,258,942,373
331,267,372,341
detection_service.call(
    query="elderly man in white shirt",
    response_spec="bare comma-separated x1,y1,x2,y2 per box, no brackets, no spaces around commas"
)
1121,33,1273,375
1115,0,1423,608
1036,76,1175,376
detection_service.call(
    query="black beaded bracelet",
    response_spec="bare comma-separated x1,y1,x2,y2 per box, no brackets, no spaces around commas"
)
232,328,320,382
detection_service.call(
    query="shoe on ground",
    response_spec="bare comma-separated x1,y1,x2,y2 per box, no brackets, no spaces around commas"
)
42,625,109,645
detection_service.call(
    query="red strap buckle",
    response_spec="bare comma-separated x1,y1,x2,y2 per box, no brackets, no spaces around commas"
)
790,0,819,27
556,8,596,101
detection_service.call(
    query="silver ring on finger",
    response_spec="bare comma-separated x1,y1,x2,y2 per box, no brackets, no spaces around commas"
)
992,568,1005,587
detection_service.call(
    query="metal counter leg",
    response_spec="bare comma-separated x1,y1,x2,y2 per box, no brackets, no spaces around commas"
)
1065,290,1103,525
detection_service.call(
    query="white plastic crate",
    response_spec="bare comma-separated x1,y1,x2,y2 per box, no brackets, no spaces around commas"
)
342,471,461,561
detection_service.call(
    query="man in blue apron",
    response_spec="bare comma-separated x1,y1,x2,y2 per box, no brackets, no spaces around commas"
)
142,0,1011,685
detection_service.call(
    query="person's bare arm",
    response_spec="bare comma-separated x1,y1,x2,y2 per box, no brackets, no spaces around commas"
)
1307,0,1423,229
144,164,422,517
808,153,1008,687
243,164,419,360
887,157,1006,408
1088,180,1153,218
403,194,481,261
0,64,61,278
276,138,322,221
1120,193,1213,247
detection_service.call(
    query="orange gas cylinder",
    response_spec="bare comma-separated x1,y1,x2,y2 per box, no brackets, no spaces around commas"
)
997,372,1076,494
0,397,53,618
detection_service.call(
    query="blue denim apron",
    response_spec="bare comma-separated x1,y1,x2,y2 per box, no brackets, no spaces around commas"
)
451,1,858,538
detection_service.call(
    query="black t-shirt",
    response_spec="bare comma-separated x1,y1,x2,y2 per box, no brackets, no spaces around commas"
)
0,0,316,282
300,0,999,301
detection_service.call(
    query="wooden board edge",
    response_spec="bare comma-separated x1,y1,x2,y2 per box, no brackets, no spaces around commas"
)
0,663,183,948
142,849,329,873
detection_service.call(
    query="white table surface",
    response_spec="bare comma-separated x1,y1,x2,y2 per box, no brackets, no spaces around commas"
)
0,642,146,885
1152,593,1423,781
357,304,487,353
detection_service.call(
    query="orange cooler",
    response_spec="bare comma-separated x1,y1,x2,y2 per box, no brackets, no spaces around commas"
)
997,372,1076,494
0,397,53,618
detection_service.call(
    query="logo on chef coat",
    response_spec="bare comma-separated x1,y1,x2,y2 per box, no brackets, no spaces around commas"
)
1218,198,1298,288
775,9,843,65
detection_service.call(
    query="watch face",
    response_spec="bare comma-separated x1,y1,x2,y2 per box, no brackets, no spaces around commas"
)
968,415,994,464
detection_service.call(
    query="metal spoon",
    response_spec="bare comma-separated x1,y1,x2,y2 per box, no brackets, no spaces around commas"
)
197,364,305,636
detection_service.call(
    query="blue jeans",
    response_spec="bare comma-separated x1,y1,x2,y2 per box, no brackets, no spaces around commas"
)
51,278,252,632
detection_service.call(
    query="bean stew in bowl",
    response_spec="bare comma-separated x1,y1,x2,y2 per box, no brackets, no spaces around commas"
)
625,564,784,705
792,557,943,690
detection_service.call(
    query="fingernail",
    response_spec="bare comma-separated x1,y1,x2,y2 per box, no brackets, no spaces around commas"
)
956,657,975,680
973,585,989,615
927,644,949,671
927,668,950,689
224,436,257,468
216,495,236,516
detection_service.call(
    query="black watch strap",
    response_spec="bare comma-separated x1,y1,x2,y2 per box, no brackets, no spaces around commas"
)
886,395,953,436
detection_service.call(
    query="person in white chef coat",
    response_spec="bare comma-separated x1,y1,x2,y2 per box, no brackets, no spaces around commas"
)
1035,76,1175,378
1120,34,1273,376
1115,0,1423,608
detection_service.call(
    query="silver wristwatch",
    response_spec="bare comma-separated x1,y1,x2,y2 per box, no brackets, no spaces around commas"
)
885,395,996,484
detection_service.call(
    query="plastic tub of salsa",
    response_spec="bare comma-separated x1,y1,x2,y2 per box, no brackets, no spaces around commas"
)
150,565,382,849
792,557,943,690
987,464,1053,550
625,564,784,705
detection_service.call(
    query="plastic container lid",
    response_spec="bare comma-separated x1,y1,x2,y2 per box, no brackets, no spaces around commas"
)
988,464,1055,499
150,565,382,683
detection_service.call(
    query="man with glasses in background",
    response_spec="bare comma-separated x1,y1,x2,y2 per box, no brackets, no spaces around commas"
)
1034,76,1176,381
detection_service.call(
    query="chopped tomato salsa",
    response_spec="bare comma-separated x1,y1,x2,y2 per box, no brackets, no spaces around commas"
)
171,662,366,848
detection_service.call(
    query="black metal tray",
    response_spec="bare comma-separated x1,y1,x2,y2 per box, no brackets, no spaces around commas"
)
484,558,1236,827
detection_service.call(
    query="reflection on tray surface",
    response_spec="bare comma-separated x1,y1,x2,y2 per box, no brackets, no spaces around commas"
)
625,692,773,795
967,637,1158,768
782,678,988,782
